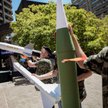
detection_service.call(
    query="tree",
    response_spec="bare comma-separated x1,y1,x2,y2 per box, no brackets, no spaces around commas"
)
64,5,108,54
84,15,108,54
11,4,56,50
11,4,108,54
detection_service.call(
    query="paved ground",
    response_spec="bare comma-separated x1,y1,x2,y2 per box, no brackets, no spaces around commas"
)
82,73,102,108
0,73,102,108
0,79,43,108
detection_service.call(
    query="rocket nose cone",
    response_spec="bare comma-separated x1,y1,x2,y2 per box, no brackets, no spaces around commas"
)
56,0,68,29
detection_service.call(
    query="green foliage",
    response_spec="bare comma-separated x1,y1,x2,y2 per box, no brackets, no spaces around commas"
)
11,4,56,50
11,4,108,54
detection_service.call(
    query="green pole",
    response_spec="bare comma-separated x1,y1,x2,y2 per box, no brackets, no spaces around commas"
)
56,0,80,108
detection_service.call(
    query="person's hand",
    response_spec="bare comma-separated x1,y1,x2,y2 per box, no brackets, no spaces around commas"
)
68,24,74,35
62,58,72,63
62,58,82,63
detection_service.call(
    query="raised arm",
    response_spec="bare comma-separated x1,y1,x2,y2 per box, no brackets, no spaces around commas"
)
62,25,87,69
77,70,92,82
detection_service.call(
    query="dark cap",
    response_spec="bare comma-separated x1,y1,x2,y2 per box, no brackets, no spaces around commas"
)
42,46,52,57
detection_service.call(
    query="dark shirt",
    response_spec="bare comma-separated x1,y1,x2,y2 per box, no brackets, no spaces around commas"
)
77,66,87,102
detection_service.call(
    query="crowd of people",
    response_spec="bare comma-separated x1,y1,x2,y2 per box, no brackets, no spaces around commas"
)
18,25,93,108
4,24,106,108
1,22,108,108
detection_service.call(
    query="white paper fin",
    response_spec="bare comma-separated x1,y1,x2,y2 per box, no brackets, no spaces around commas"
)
13,61,61,108
40,91,55,108
56,0,68,29
24,43,34,49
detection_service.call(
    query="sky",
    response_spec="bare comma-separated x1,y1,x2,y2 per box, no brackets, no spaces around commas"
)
12,0,72,20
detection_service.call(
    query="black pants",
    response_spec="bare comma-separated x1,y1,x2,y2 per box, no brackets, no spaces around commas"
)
52,101,62,108
52,101,82,108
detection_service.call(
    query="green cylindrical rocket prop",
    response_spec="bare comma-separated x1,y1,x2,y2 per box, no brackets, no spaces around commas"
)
56,0,80,108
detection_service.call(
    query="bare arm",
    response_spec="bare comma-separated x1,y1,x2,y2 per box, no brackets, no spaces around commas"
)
77,70,92,82
69,25,85,56
33,69,58,81
27,60,37,67
68,25,87,68
33,68,92,82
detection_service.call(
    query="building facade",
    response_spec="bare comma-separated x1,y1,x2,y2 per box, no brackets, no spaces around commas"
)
16,0,47,14
72,0,108,17
0,0,13,25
